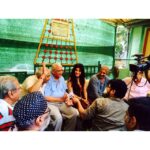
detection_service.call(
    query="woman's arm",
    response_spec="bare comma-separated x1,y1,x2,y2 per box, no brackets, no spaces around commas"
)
67,78,73,93
83,79,88,100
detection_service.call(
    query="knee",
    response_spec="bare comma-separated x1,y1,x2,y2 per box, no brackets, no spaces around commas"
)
56,115,63,124
52,112,63,123
72,108,79,118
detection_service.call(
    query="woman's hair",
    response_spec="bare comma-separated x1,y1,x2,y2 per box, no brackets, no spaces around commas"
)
69,63,85,95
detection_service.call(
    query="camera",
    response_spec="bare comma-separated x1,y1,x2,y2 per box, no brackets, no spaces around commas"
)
129,54,150,73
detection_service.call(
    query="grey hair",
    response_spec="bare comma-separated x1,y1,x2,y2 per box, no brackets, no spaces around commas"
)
51,63,62,72
35,67,50,78
0,75,18,99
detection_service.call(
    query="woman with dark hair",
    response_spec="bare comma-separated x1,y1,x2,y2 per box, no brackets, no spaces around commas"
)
67,63,89,108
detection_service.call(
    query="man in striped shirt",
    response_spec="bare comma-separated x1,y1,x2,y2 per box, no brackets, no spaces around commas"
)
0,75,20,131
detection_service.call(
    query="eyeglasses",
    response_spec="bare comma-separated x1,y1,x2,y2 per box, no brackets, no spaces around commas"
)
56,69,64,72
12,87,21,92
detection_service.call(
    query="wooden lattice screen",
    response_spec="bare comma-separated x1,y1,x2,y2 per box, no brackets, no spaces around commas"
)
34,19,78,67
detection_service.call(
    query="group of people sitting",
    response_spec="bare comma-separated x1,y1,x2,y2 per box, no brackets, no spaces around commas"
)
0,62,150,131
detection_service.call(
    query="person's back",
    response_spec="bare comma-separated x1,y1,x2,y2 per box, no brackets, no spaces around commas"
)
13,91,51,131
90,97,128,130
73,79,128,131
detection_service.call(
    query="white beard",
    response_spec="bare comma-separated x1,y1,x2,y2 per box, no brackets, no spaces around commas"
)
40,115,51,131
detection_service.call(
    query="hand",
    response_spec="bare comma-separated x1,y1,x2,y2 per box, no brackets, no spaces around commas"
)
72,97,80,104
83,99,90,106
65,99,73,107
61,93,68,102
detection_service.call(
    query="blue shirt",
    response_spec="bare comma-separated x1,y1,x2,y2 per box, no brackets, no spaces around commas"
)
87,74,110,101
44,74,67,98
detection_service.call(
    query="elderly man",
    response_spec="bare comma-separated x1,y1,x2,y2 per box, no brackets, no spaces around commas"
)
13,91,51,131
73,79,128,131
44,63,79,131
0,75,20,131
21,63,50,96
21,63,59,131
87,65,110,103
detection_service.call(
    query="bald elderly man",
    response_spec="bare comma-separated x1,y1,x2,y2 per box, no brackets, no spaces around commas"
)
44,63,79,131
87,65,110,103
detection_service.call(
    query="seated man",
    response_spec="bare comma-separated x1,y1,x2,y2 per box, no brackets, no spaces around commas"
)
73,79,128,131
13,91,51,131
44,63,79,131
123,71,150,101
87,65,110,103
0,75,20,131
125,97,150,131
21,63,50,96
21,63,59,131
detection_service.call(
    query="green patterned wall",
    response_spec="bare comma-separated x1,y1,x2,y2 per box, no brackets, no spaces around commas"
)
0,19,115,72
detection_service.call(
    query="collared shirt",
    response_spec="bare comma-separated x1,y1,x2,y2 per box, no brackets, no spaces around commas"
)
87,74,110,101
84,97,128,131
0,99,15,131
123,77,150,100
44,74,67,98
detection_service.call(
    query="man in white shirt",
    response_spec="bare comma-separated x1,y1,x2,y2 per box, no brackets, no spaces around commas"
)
0,75,20,131
21,63,50,97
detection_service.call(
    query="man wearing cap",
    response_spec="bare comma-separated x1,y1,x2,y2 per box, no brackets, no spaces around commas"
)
44,63,79,131
0,75,20,131
21,63,61,131
13,91,51,131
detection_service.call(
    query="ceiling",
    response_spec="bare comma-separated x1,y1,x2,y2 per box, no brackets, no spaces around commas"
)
100,19,150,27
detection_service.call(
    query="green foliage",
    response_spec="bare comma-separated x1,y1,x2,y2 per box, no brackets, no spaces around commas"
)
115,25,128,58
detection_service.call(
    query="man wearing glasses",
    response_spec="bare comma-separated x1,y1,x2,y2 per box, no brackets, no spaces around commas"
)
21,63,60,131
13,91,51,131
44,63,79,131
0,75,20,131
